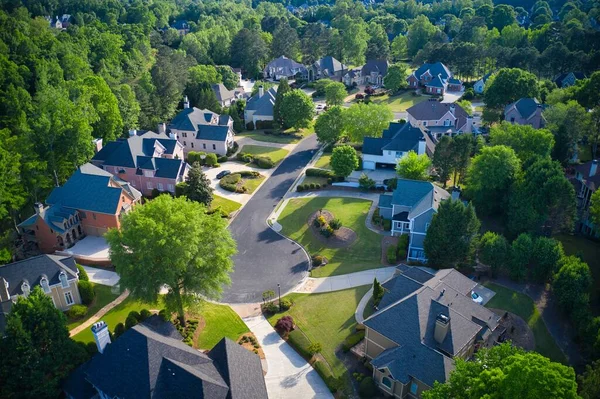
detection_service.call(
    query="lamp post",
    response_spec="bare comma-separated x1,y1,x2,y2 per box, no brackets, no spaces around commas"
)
277,284,281,311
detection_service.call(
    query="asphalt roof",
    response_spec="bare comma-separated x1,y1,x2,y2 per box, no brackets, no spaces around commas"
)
245,87,277,116
314,56,346,76
413,62,452,81
169,107,228,133
196,125,231,141
391,179,438,208
378,195,393,208
504,98,542,119
362,122,428,156
407,100,469,131
0,255,77,297
361,59,389,76
576,160,600,191
212,83,236,103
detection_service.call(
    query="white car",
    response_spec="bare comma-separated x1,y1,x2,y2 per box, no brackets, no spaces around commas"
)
470,291,483,304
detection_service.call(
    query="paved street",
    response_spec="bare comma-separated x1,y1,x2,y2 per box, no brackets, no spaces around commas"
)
221,134,320,303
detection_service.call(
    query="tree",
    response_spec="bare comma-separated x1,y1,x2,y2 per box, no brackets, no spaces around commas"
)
330,145,359,177
424,200,480,268
407,15,437,57
553,255,593,313
315,106,345,144
106,195,237,324
450,134,475,186
484,68,539,109
590,189,600,226
489,122,554,163
373,278,384,306
531,237,564,283
271,22,300,59
509,233,533,281
216,66,239,90
0,129,26,223
579,360,600,399
589,107,600,158
478,232,508,275
365,22,390,61
396,151,431,181
390,35,408,61
467,146,521,215
113,84,141,130
432,136,454,188
279,90,314,130
0,287,87,399
273,78,291,127
343,103,393,142
492,5,516,31
230,28,269,78
184,162,213,207
576,71,600,109
544,100,591,164
384,63,409,92
324,81,347,107
423,343,579,399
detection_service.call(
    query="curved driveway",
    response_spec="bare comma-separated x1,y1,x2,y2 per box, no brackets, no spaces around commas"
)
222,135,319,303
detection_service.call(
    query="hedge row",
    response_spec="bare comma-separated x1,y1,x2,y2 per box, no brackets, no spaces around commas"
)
306,168,335,178
287,329,312,360
297,182,327,192
236,152,275,169
219,173,245,193
313,360,344,394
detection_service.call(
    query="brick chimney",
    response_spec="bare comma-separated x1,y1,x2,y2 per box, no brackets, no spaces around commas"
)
434,314,450,344
183,96,190,109
91,321,111,354
258,85,264,98
590,159,598,177
34,202,44,215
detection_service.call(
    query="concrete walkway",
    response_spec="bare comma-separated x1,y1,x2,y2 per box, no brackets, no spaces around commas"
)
244,315,333,399
82,266,120,286
235,135,297,153
355,287,374,324
294,266,396,294
69,290,129,336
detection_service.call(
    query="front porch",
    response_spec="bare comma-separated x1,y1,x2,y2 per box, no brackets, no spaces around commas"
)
391,212,410,236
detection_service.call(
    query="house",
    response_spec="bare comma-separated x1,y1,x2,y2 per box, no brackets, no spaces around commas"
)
364,265,503,398
60,14,73,28
46,16,63,29
263,56,308,81
504,98,546,129
91,130,189,196
166,98,235,156
212,83,237,107
342,67,363,87
342,60,389,87
362,122,435,170
553,72,585,88
309,56,347,81
0,255,81,333
473,72,492,94
18,164,141,254
244,86,277,125
407,62,463,95
64,316,268,399
572,160,600,237
171,20,190,35
407,99,475,139
377,179,451,261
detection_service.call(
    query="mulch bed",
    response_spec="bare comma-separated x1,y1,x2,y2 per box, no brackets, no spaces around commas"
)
307,210,357,248
490,308,535,351
238,332,266,359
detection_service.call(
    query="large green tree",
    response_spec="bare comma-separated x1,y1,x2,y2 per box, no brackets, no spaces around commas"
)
315,106,345,144
579,360,600,399
407,15,437,57
484,68,539,109
396,151,431,181
271,22,300,59
424,199,480,268
330,145,359,177
383,63,409,92
432,135,454,188
273,78,291,128
230,28,269,78
590,189,600,226
342,103,393,142
489,122,554,163
183,162,213,207
478,231,509,275
324,81,347,107
553,255,593,314
0,129,26,223
279,89,314,130
106,195,237,323
544,100,591,163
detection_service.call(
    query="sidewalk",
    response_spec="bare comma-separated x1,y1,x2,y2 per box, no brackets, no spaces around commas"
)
69,290,129,337
293,266,396,294
244,315,333,399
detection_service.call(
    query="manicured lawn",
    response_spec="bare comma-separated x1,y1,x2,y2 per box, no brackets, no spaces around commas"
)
72,296,159,343
211,195,241,216
267,286,370,379
67,283,121,330
188,301,249,349
369,91,429,112
237,125,313,144
314,153,331,169
242,175,265,193
483,282,567,364
279,197,382,277
239,145,289,164
302,175,328,186
556,234,600,314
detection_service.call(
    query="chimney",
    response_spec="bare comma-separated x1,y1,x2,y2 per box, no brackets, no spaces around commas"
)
258,85,264,98
169,132,177,140
93,138,103,152
417,137,426,155
434,314,450,344
158,123,166,135
183,96,190,109
451,186,461,200
91,321,111,354
590,160,598,177
128,129,137,137
449,104,455,115
0,277,9,302
34,202,44,215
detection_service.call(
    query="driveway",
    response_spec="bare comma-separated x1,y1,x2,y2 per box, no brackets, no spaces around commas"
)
82,266,120,286
221,135,320,303
441,90,464,103
244,315,333,399
203,163,275,206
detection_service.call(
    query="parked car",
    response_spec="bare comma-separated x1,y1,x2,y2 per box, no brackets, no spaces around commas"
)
216,170,231,179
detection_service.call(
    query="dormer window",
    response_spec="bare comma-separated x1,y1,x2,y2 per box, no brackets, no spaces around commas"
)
40,277,51,294
59,272,69,288
21,282,30,297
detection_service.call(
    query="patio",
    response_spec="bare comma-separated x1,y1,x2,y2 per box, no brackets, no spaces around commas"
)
55,235,110,265
472,284,496,306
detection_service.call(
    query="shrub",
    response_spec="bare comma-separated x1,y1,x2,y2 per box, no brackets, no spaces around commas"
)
463,87,475,100
279,297,293,311
205,153,218,166
187,151,207,165
246,121,255,130
398,234,409,251
373,278,385,306
387,245,397,263
255,120,274,129
359,173,375,191
219,173,242,192
329,218,342,230
254,156,274,168
175,182,187,197
77,280,94,305
85,341,98,356
77,264,89,281
217,155,228,163
297,184,304,192
371,208,381,225
315,215,327,227
313,360,341,393
383,219,391,231
308,342,323,355
320,225,334,237
158,309,170,322
261,301,278,314
139,309,152,321
239,170,260,177
275,315,294,334
398,248,407,260
359,377,378,398
151,188,161,198
288,329,312,359
114,322,126,338
125,313,139,329
306,168,335,178
67,304,87,320
312,255,324,266
384,177,398,190
310,183,316,189
343,330,365,352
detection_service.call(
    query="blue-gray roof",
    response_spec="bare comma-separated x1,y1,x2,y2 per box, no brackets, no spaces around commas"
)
379,274,424,309
427,75,445,88
0,255,78,297
505,98,542,119
362,122,426,156
245,87,277,116
196,125,230,141
414,62,452,81
169,107,227,132
378,195,393,208
391,179,436,208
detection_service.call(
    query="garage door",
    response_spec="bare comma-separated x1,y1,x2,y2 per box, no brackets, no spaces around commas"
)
363,160,376,170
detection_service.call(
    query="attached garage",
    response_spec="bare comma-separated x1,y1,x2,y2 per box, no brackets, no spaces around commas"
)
363,160,376,170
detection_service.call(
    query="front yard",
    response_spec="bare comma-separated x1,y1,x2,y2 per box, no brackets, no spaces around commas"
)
238,144,289,165
237,125,313,144
367,91,429,112
314,153,332,169
266,286,370,381
483,282,567,364
278,197,382,277
211,195,241,216
67,283,120,330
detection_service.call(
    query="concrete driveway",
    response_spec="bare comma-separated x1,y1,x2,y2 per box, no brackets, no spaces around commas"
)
442,90,464,103
82,266,120,287
244,315,333,399
203,163,274,206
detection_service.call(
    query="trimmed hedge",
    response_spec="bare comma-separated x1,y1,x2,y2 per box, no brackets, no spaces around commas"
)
67,304,88,320
254,155,274,168
287,329,312,360
205,153,218,166
114,322,126,338
313,360,343,394
219,173,245,193
78,280,94,306
387,245,397,263
77,264,89,281
239,170,260,178
359,376,378,398
255,120,275,129
342,330,365,352
306,168,335,178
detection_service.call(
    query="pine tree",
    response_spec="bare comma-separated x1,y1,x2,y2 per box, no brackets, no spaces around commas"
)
184,162,213,207
373,278,384,306
273,78,291,127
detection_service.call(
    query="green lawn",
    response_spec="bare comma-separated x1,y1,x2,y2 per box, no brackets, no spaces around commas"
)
237,125,313,144
368,91,429,112
314,153,331,169
279,197,382,277
72,297,158,343
239,145,289,164
483,282,567,364
302,176,329,186
67,283,121,330
242,175,265,194
188,301,249,349
556,234,600,314
267,286,370,379
211,195,241,216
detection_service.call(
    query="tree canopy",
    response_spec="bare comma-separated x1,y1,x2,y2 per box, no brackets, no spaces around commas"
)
279,89,314,130
330,145,359,177
484,68,539,109
183,162,213,207
342,103,393,142
489,123,554,163
315,106,345,144
396,151,431,181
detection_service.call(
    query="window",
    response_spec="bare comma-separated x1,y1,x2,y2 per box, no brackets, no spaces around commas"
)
92,213,96,220
168,184,175,192
423,121,427,126
40,277,50,294
212,144,216,150
382,377,392,389
182,132,187,138
510,117,515,123
59,272,69,288
158,183,164,191
183,141,187,146
437,88,441,93
191,142,194,148
147,182,154,190
144,170,153,178
203,143,206,149
64,291,74,306
410,382,418,395
444,119,450,126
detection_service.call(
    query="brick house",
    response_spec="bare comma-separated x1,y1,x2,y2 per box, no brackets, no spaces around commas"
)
18,164,141,254
407,62,463,95
407,99,475,139
91,130,189,196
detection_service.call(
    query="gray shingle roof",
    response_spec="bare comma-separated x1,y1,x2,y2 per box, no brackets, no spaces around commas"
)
212,83,236,103
362,122,428,156
504,98,543,119
407,100,469,131
391,179,437,208
313,56,346,76
264,56,307,77
245,87,277,116
0,255,78,297
169,107,227,132
361,59,389,77
196,125,231,141
413,62,452,81
378,195,393,208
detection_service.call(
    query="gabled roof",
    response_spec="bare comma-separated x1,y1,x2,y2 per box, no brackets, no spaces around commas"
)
212,83,236,103
361,59,389,77
407,100,470,131
314,56,346,76
363,122,431,156
477,72,492,84
264,56,307,76
390,179,449,214
504,98,543,120
196,125,231,141
169,107,226,132
413,62,452,81
575,160,600,191
553,72,585,88
0,255,78,297
245,87,277,116
426,75,446,88
19,204,78,234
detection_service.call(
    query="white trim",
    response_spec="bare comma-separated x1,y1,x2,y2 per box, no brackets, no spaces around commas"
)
411,206,435,221
64,291,74,306
411,232,427,236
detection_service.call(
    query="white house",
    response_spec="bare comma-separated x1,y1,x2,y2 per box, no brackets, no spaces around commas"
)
244,86,277,126
474,72,492,94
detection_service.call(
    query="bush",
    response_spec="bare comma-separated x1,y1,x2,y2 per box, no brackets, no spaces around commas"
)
261,301,278,314
77,264,89,281
237,152,254,163
312,255,324,266
219,173,242,192
66,304,87,320
158,309,170,322
205,153,218,166
288,329,312,359
187,151,207,165
151,188,161,198
387,245,397,263
217,155,228,163
359,173,375,191
246,121,255,130
315,215,328,227
313,360,342,393
175,182,187,197
384,177,398,190
275,315,294,334
321,225,334,237
463,87,475,100
85,341,98,356
329,218,342,230
77,280,94,305
308,342,322,355
297,184,304,192
383,219,391,231
359,377,378,398
306,168,335,178
139,309,152,321
125,313,139,329
343,330,365,352
114,322,126,338
279,297,293,311
398,234,409,251
255,120,274,129
398,248,407,260
239,170,260,177
254,156,274,168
